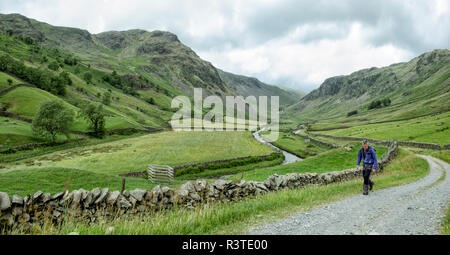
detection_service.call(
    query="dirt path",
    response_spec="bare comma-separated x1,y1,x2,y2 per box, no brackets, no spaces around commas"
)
248,155,450,235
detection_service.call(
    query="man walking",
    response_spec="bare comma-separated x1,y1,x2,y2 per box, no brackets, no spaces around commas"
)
356,139,378,195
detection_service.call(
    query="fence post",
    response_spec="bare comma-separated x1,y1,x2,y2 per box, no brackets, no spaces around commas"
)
121,178,126,194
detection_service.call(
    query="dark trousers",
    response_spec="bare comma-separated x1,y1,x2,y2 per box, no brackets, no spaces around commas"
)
362,164,373,185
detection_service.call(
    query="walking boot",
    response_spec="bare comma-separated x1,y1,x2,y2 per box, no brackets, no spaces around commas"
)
369,181,374,191
363,184,368,195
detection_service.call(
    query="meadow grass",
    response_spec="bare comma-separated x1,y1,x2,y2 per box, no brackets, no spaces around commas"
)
0,117,86,148
227,143,387,182
0,71,21,90
0,167,193,196
0,131,274,195
0,86,78,118
0,132,149,163
0,117,44,147
22,149,428,235
177,156,284,179
0,154,283,196
297,129,350,146
0,86,143,133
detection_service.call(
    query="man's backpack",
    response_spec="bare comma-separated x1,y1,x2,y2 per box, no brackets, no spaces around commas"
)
360,146,376,161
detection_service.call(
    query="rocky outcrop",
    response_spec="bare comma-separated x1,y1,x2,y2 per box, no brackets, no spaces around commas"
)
0,142,398,233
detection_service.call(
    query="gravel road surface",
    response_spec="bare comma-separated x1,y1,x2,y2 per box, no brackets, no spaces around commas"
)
248,155,449,235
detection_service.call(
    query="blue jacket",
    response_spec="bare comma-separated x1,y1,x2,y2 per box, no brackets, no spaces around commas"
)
357,146,378,169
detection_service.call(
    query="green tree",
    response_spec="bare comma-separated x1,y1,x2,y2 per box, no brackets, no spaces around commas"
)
48,61,59,71
102,91,112,105
7,79,13,86
59,71,72,86
32,101,74,143
81,103,106,138
83,72,93,84
40,55,48,63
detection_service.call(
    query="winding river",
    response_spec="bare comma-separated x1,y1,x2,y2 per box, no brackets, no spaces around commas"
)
253,129,302,165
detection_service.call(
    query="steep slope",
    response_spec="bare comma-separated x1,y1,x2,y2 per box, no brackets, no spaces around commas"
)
284,49,450,126
0,13,299,101
94,29,231,97
0,13,98,54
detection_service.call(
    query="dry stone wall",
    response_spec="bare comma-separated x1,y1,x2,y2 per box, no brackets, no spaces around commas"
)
0,142,398,233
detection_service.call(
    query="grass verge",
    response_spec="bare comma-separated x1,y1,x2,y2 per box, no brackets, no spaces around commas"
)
442,204,450,235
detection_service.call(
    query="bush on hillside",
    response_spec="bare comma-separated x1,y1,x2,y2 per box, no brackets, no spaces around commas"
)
368,97,391,110
81,103,106,138
0,54,69,95
347,110,358,117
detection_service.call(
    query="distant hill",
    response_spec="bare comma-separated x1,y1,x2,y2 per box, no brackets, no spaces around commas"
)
218,69,304,106
284,49,450,124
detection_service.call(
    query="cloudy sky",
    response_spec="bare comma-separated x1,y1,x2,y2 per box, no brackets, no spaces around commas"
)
1,0,449,92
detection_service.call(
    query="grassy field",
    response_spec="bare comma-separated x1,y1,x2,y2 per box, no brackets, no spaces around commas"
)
0,117,86,148
0,117,45,147
16,149,428,235
260,131,329,158
0,86,80,119
297,129,350,146
227,142,387,182
177,155,285,180
311,111,450,145
0,131,274,195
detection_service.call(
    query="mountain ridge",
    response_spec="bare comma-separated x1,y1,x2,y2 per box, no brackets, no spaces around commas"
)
283,48,450,128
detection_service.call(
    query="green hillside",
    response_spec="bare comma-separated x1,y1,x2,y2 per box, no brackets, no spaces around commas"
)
218,69,304,107
0,13,306,149
0,86,77,118
0,13,301,100
283,49,450,130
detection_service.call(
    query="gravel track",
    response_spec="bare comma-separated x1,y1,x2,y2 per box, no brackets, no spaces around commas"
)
248,155,450,235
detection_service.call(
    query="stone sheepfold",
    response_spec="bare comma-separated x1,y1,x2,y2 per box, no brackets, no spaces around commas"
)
0,142,398,232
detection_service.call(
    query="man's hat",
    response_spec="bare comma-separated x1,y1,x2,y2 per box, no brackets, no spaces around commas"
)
362,139,369,145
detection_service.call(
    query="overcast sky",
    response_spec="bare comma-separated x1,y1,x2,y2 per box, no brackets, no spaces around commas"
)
1,0,449,92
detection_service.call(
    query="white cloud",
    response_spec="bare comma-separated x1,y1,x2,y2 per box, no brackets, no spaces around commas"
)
198,23,413,92
0,0,448,92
